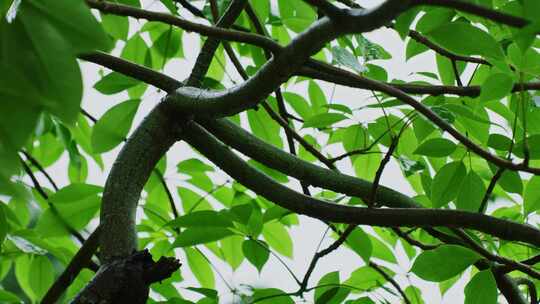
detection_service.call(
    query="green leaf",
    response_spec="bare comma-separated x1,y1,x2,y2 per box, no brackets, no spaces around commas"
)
23,0,110,53
278,0,316,33
247,107,282,148
166,210,233,228
101,13,129,41
303,113,348,129
416,8,454,33
487,134,512,151
414,138,456,157
220,235,244,270
342,125,367,152
28,255,54,299
430,161,467,208
0,289,21,303
91,99,141,153
345,266,393,290
331,46,366,74
479,73,514,102
282,92,312,119
172,227,233,247
464,270,497,304
242,239,269,272
314,271,349,304
177,158,214,174
524,176,540,215
185,247,214,288
252,288,294,304
252,0,270,22
456,171,486,212
153,26,183,60
94,72,140,95
404,286,424,304
395,7,420,39
428,22,503,60
492,166,522,194
36,183,102,235
15,255,36,300
0,204,7,248
345,228,372,263
262,221,293,258
411,245,480,281
308,81,328,114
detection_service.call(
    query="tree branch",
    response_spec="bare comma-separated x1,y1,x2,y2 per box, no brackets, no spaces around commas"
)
85,0,280,54
182,121,540,247
42,227,101,304
414,0,530,27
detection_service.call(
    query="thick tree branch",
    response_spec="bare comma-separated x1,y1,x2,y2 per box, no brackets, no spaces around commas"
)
99,104,180,262
182,121,540,247
164,0,410,116
300,61,540,97
203,118,418,209
300,63,540,175
186,0,248,87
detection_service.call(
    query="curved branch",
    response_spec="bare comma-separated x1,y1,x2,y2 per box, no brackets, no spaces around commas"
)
79,52,181,92
202,118,418,209
164,0,410,116
183,121,540,247
300,62,540,97
85,0,281,54
300,63,540,175
99,104,180,262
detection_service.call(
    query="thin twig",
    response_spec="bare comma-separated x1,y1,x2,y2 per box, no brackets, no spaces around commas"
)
20,157,86,244
20,150,59,191
452,229,540,280
369,261,411,304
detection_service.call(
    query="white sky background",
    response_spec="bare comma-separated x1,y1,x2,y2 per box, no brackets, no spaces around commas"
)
39,0,484,302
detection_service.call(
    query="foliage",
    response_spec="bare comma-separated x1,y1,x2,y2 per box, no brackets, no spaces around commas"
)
0,0,539,303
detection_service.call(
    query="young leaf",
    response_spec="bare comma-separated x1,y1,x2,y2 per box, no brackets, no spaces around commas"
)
411,245,480,281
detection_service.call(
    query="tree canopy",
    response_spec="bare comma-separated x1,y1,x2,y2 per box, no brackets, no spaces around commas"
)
1,0,540,303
